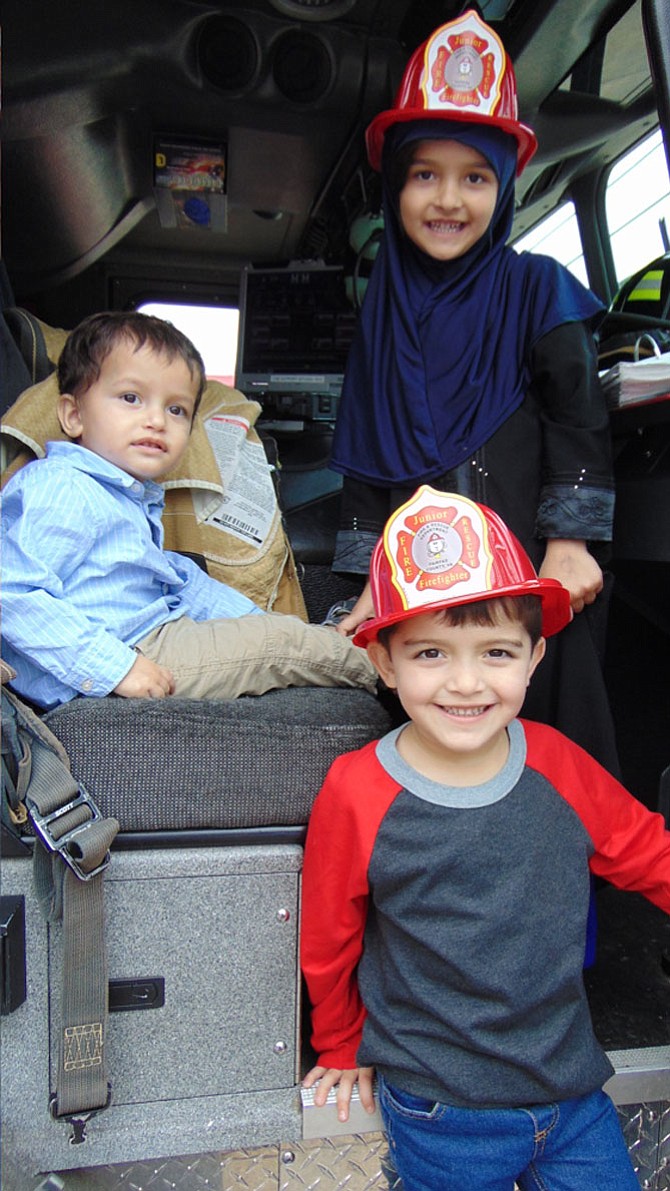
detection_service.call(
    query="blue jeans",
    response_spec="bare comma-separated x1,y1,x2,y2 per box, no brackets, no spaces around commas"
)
378,1076,640,1191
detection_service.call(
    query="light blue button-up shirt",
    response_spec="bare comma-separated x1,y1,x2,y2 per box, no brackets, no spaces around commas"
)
1,441,261,707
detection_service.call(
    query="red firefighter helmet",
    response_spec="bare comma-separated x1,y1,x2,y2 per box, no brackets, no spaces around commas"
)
366,9,537,176
353,486,571,648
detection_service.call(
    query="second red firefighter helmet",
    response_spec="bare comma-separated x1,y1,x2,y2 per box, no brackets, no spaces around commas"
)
366,9,537,176
353,486,571,648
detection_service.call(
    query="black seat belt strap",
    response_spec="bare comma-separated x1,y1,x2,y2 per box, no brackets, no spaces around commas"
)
2,672,119,1137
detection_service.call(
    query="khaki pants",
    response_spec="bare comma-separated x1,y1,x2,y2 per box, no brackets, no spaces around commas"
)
137,613,377,700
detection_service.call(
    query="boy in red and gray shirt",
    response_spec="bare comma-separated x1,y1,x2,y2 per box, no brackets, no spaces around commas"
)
301,486,669,1191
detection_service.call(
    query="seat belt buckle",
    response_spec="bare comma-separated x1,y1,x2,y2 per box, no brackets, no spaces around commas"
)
50,1083,113,1143
28,789,112,882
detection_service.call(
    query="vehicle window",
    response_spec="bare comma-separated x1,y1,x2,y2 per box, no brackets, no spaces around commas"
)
597,0,650,106
513,131,670,292
605,129,670,285
512,203,588,286
514,0,664,291
138,301,239,385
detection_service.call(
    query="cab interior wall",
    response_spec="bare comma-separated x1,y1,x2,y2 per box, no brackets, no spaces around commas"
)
3,2,405,309
3,0,664,317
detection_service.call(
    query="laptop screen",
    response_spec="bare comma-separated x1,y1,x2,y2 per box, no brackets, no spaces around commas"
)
235,262,357,416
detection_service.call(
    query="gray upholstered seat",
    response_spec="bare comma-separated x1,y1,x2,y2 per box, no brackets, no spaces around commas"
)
44,688,392,834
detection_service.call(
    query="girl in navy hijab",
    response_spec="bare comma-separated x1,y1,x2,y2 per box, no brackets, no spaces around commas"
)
330,11,617,774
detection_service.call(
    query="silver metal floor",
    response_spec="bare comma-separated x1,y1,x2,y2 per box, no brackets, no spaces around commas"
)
4,1105,669,1191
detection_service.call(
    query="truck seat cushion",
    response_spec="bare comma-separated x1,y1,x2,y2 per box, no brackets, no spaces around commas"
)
43,688,392,832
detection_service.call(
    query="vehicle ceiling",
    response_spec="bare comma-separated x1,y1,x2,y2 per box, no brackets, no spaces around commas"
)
2,0,659,302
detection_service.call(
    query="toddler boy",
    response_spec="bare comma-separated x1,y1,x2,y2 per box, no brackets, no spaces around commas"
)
301,485,669,1191
1,311,376,708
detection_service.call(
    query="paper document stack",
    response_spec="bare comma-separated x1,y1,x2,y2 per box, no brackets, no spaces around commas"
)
600,351,670,409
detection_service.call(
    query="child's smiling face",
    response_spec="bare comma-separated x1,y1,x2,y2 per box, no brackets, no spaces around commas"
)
399,138,499,262
368,607,545,784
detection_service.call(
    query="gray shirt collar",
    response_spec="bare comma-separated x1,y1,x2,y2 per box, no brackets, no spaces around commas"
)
375,718,527,808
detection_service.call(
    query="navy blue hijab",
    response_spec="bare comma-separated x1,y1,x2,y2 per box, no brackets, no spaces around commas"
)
331,122,604,486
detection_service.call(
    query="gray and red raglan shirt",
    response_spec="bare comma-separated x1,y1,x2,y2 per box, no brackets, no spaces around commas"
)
301,718,670,1109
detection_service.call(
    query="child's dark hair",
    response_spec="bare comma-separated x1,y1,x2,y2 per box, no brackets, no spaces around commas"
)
377,595,544,651
57,311,207,414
